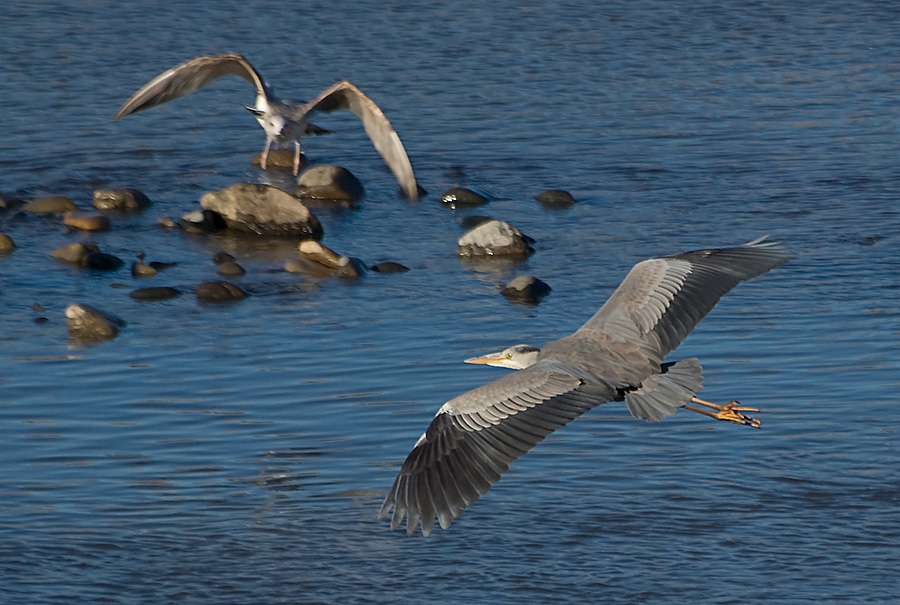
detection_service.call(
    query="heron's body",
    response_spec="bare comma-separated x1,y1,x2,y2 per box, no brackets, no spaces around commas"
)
379,238,791,536
114,53,419,199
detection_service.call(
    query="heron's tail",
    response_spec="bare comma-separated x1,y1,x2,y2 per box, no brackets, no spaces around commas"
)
624,358,703,422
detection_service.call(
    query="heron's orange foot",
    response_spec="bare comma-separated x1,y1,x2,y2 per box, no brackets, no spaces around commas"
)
686,397,762,428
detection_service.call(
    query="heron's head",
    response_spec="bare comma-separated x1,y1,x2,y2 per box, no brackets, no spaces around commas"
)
464,344,540,370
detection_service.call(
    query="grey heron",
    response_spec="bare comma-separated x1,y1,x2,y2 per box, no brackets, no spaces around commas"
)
113,53,419,199
379,237,791,536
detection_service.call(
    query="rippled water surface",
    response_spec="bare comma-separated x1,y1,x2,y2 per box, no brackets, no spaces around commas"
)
2,1,899,603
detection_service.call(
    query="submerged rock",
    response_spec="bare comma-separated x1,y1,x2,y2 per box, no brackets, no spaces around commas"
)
130,287,181,301
440,187,489,208
84,252,124,271
66,303,125,342
534,189,576,207
196,280,247,303
24,196,78,215
501,275,552,304
295,166,365,203
180,209,228,233
200,183,322,238
457,219,534,258
93,188,152,212
370,261,410,274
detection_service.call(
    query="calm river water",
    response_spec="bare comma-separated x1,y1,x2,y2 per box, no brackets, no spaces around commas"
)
1,1,898,603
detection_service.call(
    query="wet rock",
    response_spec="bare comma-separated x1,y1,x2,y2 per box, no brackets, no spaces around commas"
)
200,183,323,238
148,261,177,271
440,187,489,208
212,251,236,265
64,212,110,232
196,280,247,303
370,261,410,274
157,217,178,229
534,189,576,207
295,166,365,203
457,219,534,258
65,303,125,342
131,262,158,278
23,195,78,215
84,252,124,271
298,240,365,278
216,261,246,277
0,233,15,254
51,242,101,266
250,148,309,172
129,287,181,301
93,188,152,212
32,303,46,312
501,275,552,304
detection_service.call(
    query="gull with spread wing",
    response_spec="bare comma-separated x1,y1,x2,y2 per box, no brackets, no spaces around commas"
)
114,53,419,198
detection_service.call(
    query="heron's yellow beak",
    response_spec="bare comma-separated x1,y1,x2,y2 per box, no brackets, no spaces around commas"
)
463,352,506,366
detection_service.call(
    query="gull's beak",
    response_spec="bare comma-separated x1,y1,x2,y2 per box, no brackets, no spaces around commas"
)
245,106,265,116
464,351,505,366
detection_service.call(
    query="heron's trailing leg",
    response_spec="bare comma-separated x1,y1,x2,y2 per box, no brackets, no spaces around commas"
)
684,396,761,428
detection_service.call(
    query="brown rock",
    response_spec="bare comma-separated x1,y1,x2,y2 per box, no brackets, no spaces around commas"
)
129,287,181,301
0,233,15,254
23,196,78,215
51,242,101,266
250,148,309,172
131,262,159,278
298,240,363,277
64,212,111,232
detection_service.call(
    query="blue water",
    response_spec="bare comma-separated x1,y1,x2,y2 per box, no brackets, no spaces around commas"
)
2,1,899,603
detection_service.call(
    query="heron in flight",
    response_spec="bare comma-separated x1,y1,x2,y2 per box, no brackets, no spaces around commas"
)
113,53,419,199
379,238,791,536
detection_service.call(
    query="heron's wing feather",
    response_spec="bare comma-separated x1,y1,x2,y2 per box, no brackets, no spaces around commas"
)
114,53,268,119
305,81,418,199
378,361,614,536
577,237,792,362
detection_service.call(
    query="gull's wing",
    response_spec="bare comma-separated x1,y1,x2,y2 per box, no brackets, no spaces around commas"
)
305,81,419,200
378,360,615,536
572,237,792,366
114,53,269,119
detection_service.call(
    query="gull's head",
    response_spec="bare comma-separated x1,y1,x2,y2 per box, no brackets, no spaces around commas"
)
464,344,540,370
245,106,286,138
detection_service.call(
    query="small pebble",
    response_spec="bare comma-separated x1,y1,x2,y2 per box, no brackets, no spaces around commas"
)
130,287,181,301
370,261,410,274
0,233,15,254
131,262,159,278
216,261,246,277
534,189,577,207
196,281,247,303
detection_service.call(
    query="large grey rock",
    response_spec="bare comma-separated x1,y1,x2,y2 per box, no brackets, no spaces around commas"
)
457,220,534,258
295,166,365,203
200,183,322,239
501,275,552,304
93,188,151,212
66,303,125,342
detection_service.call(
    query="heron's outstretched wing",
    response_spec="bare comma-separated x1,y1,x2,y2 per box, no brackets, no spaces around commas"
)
305,81,419,200
575,237,792,364
114,53,268,119
378,360,615,536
